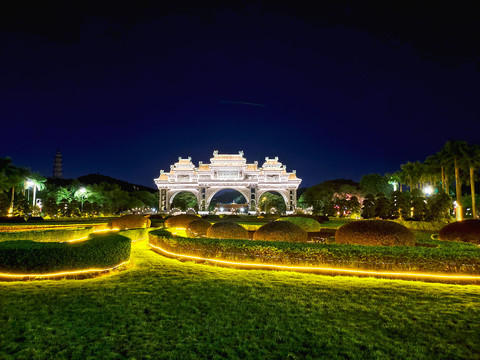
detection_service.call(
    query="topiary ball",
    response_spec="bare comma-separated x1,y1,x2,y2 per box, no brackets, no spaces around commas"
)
439,220,480,244
206,221,248,240
277,217,322,232
253,221,308,242
186,219,212,238
335,220,414,246
110,215,151,230
164,214,200,229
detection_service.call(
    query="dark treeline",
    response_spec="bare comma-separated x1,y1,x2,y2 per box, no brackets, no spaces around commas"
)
0,158,158,218
299,140,480,221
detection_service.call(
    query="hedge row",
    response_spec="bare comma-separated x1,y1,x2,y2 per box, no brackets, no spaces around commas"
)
0,233,131,273
149,229,480,274
0,227,95,242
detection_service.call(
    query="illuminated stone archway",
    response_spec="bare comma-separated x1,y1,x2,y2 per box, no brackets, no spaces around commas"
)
154,151,302,214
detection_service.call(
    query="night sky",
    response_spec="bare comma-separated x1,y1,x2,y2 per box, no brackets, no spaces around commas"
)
1,2,479,188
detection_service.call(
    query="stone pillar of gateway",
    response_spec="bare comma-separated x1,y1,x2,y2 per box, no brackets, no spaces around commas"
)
153,151,302,215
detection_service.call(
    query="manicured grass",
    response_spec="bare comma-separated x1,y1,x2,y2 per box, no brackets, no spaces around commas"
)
1,240,479,359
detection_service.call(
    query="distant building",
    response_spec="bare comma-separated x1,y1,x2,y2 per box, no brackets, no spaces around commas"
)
215,201,248,214
52,150,63,178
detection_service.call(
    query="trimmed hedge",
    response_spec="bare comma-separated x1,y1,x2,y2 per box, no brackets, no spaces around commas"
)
277,217,322,232
439,220,480,244
254,221,308,242
0,227,95,243
186,219,212,238
119,228,151,242
164,214,200,229
395,219,451,232
110,215,151,230
336,220,415,247
0,217,26,223
206,221,248,240
0,233,131,273
149,229,480,274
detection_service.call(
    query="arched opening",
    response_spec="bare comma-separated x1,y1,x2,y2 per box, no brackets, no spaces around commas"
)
258,191,288,214
209,189,248,214
170,191,198,212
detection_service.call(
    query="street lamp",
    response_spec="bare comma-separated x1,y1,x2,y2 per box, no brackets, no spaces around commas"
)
423,186,434,196
78,187,87,213
263,196,267,213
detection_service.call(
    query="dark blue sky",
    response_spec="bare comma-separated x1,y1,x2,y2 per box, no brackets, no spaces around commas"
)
1,2,479,188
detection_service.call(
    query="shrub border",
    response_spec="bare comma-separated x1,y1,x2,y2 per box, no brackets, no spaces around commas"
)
0,228,151,281
149,230,480,284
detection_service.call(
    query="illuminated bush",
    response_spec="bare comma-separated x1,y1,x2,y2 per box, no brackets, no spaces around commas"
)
206,221,248,240
253,221,308,242
439,220,480,244
335,220,415,246
186,219,212,238
0,233,131,273
277,217,321,232
110,215,151,230
164,214,199,229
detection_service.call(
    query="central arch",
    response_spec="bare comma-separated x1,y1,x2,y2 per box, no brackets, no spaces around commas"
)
206,187,251,212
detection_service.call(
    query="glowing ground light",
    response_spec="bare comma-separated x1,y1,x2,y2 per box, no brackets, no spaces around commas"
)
0,261,129,279
148,243,480,282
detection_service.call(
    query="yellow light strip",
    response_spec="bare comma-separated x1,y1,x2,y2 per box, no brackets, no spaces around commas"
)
148,243,480,281
0,261,129,279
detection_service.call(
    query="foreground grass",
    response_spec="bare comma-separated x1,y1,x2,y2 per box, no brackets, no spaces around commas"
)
1,240,479,359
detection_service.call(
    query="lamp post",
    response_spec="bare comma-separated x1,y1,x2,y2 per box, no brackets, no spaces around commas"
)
263,196,267,213
78,187,86,213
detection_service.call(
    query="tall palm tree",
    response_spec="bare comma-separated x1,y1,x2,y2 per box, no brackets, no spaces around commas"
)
462,143,480,219
28,173,47,214
424,155,442,189
0,158,30,215
400,162,416,191
442,140,469,221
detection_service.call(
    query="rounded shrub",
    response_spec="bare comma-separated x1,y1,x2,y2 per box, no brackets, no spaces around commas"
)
439,220,480,244
335,220,415,246
164,214,199,229
206,221,248,240
277,217,321,232
253,221,308,242
110,215,151,230
27,217,44,222
202,214,220,220
186,219,212,238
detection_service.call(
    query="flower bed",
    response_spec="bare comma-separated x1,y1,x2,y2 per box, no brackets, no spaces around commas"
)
149,229,480,275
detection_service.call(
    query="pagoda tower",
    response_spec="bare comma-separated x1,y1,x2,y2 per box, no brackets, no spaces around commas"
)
52,150,63,178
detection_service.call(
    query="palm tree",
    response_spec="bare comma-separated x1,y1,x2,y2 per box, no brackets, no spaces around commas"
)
400,162,416,191
28,174,46,214
462,143,480,219
0,158,30,215
424,155,442,190
442,140,469,221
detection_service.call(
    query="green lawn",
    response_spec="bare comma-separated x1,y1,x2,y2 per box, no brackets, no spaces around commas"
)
1,239,480,359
